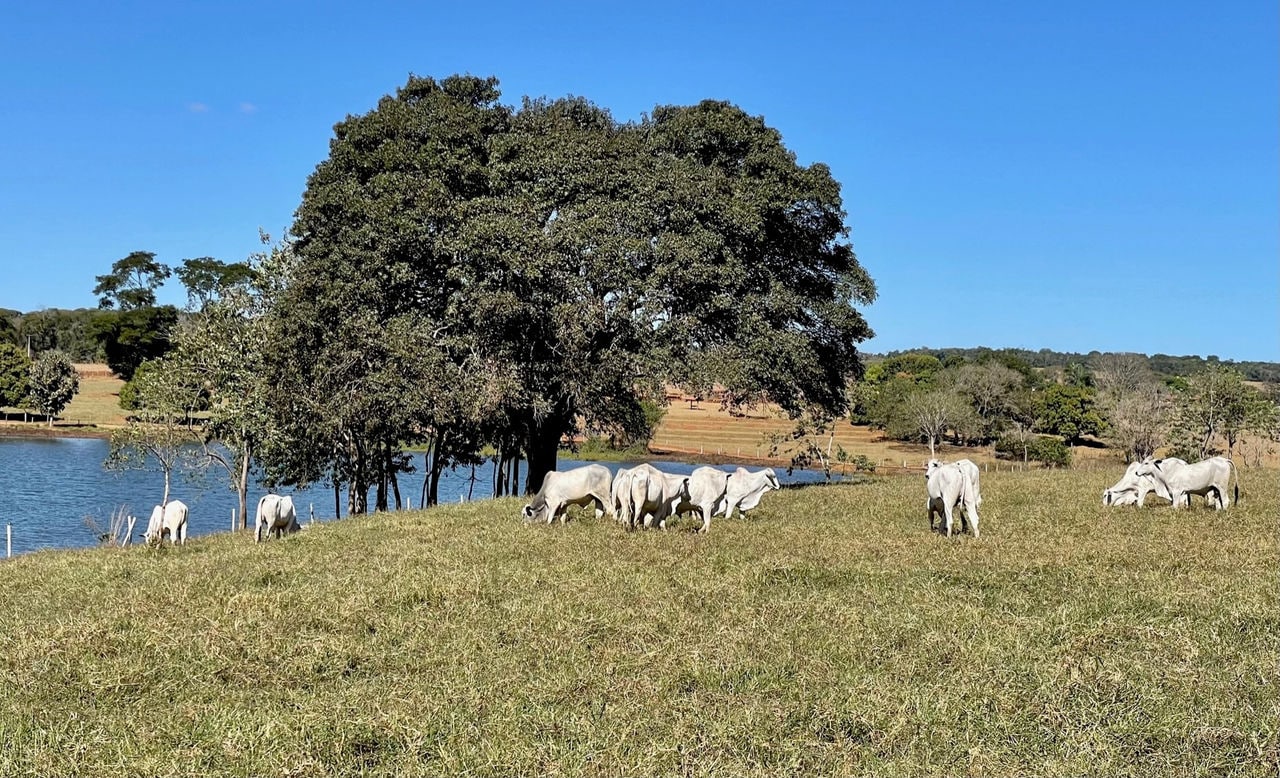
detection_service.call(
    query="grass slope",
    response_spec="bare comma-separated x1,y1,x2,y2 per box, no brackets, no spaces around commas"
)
1,468,1276,776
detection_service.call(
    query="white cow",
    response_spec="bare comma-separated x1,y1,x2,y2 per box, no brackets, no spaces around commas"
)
255,494,300,543
718,467,781,520
1134,456,1238,510
926,459,982,508
626,463,691,530
144,500,189,546
672,466,731,533
522,464,613,525
926,463,979,538
1103,458,1185,507
610,466,638,526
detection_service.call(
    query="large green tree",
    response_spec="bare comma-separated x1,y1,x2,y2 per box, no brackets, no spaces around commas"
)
267,75,876,507
91,251,178,379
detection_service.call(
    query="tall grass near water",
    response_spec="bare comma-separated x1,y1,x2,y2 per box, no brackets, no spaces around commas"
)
0,468,1275,776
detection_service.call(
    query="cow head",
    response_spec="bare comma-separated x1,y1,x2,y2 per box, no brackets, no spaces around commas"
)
521,496,547,523
762,468,780,491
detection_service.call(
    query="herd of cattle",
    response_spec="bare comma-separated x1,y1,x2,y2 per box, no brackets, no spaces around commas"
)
521,463,781,533
135,453,1242,546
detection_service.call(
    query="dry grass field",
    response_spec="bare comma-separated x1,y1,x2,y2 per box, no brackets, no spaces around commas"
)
1,468,1275,776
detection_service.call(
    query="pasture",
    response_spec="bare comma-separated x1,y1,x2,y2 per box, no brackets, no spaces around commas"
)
0,467,1275,776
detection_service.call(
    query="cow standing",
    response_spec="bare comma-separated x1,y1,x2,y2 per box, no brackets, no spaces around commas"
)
522,464,614,525
255,494,300,542
672,466,731,533
926,463,979,538
717,467,780,520
144,500,189,546
1134,457,1238,510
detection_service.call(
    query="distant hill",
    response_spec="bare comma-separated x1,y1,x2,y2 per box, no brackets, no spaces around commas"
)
868,346,1280,383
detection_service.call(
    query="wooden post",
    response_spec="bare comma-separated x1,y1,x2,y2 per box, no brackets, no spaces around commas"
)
231,508,237,531
309,504,315,525
6,523,10,558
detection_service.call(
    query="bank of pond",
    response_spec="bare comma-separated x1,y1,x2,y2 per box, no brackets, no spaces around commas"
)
0,436,837,556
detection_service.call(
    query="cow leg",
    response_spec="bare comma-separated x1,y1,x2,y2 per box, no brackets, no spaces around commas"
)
944,504,953,538
699,503,712,533
966,502,980,539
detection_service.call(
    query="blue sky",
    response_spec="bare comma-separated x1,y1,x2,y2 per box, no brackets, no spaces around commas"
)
1,1,1275,361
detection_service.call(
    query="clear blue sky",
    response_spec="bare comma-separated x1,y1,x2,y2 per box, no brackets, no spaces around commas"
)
1,1,1275,361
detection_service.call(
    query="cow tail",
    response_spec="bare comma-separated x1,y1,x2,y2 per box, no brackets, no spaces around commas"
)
1232,459,1240,505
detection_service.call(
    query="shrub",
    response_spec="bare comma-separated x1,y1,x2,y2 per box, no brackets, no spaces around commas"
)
995,434,1072,467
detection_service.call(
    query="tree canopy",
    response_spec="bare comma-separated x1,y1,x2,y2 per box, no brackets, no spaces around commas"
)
262,74,876,507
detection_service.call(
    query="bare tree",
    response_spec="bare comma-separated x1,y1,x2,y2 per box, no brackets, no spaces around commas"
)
902,389,968,456
1105,384,1171,462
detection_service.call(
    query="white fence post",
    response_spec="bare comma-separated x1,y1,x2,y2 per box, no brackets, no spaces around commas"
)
231,508,237,531
309,503,315,525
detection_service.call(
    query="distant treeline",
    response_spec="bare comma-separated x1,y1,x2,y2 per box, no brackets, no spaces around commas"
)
871,347,1280,384
0,308,102,363
4,306,1278,385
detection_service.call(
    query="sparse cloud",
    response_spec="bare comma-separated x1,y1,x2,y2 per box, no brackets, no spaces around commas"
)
239,102,258,114
187,102,210,113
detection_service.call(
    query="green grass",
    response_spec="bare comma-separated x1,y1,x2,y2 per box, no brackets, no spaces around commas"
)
1,468,1276,776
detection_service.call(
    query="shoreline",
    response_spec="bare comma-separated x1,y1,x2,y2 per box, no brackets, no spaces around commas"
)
0,422,115,440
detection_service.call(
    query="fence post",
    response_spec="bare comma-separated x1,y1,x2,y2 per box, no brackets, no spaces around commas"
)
231,508,237,531
6,523,10,558
309,504,315,525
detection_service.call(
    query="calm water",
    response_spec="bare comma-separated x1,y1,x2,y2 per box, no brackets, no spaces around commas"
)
0,437,831,556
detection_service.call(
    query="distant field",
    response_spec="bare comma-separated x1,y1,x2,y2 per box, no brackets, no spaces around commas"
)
1,468,1274,775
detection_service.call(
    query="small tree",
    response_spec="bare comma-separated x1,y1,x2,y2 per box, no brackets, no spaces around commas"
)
1036,384,1104,446
1170,365,1260,460
0,341,31,409
27,350,79,426
105,356,204,505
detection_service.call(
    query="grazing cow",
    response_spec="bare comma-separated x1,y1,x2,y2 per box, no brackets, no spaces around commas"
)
611,466,637,526
718,467,781,520
1103,458,1186,507
1134,456,1238,510
672,466,731,533
926,459,982,508
926,463,979,538
255,494,300,543
522,464,613,525
144,500,189,546
627,463,692,530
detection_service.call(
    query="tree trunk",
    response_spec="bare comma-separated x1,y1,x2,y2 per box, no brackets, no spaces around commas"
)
334,478,341,520
389,460,399,511
427,429,448,507
162,469,171,506
427,447,437,506
524,418,562,496
237,441,251,530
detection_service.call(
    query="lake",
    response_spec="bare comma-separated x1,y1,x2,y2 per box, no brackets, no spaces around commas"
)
0,437,833,556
